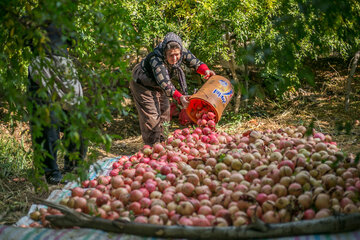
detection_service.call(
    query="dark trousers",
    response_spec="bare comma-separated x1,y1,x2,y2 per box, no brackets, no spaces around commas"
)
28,75,87,176
30,111,87,175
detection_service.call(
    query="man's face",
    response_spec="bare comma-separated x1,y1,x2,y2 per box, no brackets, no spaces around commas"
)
166,48,181,65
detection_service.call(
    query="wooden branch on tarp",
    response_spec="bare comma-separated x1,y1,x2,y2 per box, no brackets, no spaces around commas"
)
34,197,360,239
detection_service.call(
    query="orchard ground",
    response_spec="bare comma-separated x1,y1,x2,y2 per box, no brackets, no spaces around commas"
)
0,57,359,225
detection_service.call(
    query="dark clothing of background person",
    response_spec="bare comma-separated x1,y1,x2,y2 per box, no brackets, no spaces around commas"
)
130,32,214,145
27,22,87,185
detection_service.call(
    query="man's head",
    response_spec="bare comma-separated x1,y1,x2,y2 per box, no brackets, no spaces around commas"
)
164,42,181,65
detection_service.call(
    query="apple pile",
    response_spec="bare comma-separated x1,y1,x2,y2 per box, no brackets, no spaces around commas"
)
25,113,360,228
188,100,217,124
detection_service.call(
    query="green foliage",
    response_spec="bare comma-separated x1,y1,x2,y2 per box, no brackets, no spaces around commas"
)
0,0,137,184
0,135,32,178
335,120,354,135
355,153,360,165
162,121,171,139
256,0,360,97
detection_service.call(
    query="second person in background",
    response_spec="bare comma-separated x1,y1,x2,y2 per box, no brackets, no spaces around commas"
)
130,32,216,146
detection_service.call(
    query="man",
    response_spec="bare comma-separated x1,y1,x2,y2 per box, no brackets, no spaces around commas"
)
130,32,216,146
28,21,87,184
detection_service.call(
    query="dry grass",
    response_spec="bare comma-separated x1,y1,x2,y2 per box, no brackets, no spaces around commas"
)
0,177,63,225
0,57,359,225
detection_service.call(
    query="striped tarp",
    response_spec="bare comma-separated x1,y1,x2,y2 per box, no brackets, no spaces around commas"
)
1,225,360,240
0,225,155,240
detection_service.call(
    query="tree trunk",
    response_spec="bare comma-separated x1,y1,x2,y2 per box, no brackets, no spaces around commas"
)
243,40,249,109
345,50,360,111
225,32,241,114
136,48,140,64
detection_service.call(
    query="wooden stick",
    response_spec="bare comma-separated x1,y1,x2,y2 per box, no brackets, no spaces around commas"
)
34,198,360,239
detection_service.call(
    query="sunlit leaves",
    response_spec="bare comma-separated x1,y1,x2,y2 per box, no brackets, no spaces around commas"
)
1,0,360,183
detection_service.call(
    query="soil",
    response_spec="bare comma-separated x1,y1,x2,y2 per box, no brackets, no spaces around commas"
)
0,57,359,225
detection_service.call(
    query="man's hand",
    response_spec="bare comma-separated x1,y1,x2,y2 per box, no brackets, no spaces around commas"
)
180,95,190,109
204,70,216,80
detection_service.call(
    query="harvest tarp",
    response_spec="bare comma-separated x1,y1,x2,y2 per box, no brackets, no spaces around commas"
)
1,224,360,240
